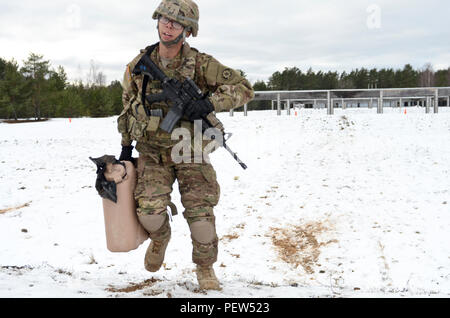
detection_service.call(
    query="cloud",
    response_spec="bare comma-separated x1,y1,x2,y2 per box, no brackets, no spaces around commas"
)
0,0,449,84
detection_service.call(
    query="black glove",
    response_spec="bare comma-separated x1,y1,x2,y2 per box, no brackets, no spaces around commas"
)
119,145,134,162
184,98,215,121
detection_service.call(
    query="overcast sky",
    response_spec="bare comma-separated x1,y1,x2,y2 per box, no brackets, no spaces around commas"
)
1,0,449,85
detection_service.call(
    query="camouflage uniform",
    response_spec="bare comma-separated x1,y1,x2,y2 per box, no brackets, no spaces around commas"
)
117,43,254,267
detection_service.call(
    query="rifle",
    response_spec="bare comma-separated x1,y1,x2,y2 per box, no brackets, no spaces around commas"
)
132,49,247,170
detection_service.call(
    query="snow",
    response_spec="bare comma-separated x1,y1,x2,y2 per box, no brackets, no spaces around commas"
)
1,107,449,298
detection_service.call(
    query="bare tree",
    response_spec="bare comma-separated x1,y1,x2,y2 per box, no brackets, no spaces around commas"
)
86,60,97,87
86,60,106,87
419,63,435,87
73,64,84,86
95,71,106,87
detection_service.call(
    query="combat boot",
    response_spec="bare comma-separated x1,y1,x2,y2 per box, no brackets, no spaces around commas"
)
196,265,221,290
144,232,170,272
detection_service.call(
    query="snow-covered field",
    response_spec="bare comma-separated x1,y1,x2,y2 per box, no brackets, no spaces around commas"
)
1,107,449,298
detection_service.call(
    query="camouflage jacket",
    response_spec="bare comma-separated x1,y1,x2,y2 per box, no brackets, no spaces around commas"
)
117,42,254,149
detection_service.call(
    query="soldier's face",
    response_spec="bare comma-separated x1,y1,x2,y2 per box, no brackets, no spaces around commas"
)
158,16,185,43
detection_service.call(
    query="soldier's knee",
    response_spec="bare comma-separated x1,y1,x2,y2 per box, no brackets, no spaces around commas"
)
190,220,217,244
138,213,167,233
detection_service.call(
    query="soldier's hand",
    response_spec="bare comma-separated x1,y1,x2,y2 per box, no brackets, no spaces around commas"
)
119,145,134,162
184,98,215,121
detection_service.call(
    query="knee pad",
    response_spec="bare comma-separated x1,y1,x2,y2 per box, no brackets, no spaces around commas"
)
189,220,217,244
138,213,167,233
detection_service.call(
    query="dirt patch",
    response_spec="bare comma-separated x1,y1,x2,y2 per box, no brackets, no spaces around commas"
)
3,119,49,124
1,265,34,270
106,278,161,293
221,233,239,241
0,265,34,276
55,268,73,276
270,220,338,274
0,202,32,214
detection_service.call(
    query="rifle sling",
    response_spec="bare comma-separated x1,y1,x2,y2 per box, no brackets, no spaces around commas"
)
141,42,160,108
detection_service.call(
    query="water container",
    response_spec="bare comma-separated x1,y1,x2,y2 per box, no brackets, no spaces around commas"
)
102,160,149,252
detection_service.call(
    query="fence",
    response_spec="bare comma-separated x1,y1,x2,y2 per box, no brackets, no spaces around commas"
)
230,87,450,116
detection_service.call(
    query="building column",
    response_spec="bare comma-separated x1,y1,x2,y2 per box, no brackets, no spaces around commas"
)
434,89,439,113
277,93,281,116
378,90,383,114
327,91,334,115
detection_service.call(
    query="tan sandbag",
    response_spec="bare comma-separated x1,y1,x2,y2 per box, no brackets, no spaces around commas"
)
102,161,149,252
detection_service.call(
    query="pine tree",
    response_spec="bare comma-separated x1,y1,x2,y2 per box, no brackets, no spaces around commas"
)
0,59,30,120
21,53,51,120
107,80,124,115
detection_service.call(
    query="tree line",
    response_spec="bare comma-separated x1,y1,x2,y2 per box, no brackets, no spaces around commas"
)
0,53,122,120
1,53,449,119
248,64,450,111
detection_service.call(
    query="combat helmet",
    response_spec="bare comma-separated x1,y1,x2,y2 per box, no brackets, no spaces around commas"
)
152,0,199,37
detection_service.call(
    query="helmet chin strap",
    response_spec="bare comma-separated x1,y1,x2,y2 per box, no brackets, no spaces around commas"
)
158,25,187,48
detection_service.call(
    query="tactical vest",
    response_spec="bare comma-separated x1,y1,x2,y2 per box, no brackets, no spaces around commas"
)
122,43,223,161
127,43,199,149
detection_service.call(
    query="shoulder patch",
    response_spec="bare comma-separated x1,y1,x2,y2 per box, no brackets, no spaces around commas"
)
222,68,233,81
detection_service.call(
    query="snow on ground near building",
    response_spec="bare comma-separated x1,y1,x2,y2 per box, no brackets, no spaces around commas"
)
0,107,449,298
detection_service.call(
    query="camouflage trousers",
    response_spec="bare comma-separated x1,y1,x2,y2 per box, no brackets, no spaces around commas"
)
134,143,220,267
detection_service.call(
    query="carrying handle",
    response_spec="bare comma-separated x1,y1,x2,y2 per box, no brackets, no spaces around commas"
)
115,161,128,184
103,161,128,184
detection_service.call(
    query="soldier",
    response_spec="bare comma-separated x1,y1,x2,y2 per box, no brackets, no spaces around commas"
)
117,0,254,290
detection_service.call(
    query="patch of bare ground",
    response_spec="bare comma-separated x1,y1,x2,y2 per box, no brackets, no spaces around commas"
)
106,277,161,293
1,265,34,273
221,233,239,241
270,220,338,274
3,119,49,124
220,223,246,242
177,281,207,294
0,265,34,277
0,202,32,214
